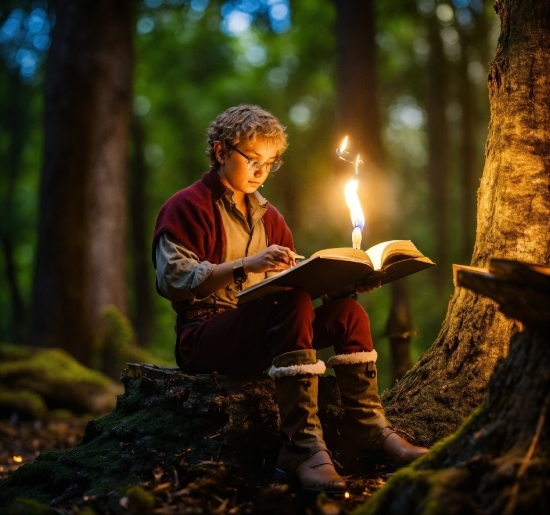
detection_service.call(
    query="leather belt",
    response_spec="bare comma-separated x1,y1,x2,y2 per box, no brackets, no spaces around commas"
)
175,305,229,334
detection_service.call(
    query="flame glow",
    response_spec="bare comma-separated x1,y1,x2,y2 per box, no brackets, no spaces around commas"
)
12,455,23,463
344,179,365,249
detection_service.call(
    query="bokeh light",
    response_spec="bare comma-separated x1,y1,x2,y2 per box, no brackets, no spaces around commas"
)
0,5,52,79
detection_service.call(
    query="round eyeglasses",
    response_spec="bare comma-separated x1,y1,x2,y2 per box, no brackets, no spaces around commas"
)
228,144,283,173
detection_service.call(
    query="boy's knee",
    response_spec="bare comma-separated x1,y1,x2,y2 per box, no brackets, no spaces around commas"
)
280,289,314,315
333,297,370,323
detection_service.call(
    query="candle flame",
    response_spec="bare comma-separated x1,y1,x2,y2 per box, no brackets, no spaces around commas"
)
12,455,23,463
338,136,348,154
344,179,365,249
355,154,360,174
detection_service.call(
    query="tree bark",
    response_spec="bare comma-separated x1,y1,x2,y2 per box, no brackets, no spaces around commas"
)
382,0,550,448
31,0,134,365
360,261,550,515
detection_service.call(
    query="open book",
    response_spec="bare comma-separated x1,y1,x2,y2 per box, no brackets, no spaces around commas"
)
236,240,435,304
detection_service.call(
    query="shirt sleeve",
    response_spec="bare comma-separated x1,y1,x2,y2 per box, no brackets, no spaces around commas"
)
155,232,215,302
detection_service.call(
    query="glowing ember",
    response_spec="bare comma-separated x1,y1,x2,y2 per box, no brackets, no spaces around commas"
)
12,455,23,463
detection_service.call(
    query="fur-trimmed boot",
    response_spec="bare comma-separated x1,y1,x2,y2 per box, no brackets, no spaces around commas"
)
270,349,346,494
327,351,428,469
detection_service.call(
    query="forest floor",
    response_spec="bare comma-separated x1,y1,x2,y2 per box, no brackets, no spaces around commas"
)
0,414,391,514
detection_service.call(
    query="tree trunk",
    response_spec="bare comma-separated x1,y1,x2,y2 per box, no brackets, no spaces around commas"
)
334,0,414,379
457,27,477,263
334,0,388,236
426,15,451,292
385,280,413,382
360,261,550,515
0,69,30,343
31,0,134,366
382,0,550,448
129,114,154,346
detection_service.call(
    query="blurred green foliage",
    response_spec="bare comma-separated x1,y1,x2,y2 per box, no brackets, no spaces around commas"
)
0,0,497,390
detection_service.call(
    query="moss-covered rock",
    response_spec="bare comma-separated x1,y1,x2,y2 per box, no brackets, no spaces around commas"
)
0,344,122,419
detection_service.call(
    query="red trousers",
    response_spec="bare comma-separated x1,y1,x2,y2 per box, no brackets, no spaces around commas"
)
176,289,374,375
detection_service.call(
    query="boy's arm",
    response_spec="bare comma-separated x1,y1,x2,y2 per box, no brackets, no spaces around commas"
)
155,233,215,301
193,246,298,298
156,233,298,300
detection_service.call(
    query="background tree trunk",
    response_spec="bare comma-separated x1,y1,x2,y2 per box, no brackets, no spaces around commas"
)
334,0,386,223
386,281,413,382
426,15,451,292
0,69,29,343
334,0,414,378
129,114,154,347
457,26,477,263
31,0,134,366
382,0,550,448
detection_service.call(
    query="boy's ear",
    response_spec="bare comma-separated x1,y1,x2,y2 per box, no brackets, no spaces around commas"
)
213,141,225,164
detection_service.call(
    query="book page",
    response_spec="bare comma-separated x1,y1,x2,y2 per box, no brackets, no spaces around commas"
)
311,247,372,264
364,241,401,269
365,240,424,269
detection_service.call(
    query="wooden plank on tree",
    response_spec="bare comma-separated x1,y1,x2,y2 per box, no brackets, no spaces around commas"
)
457,259,550,326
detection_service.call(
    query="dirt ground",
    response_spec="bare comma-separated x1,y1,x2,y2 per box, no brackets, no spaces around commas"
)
0,414,391,514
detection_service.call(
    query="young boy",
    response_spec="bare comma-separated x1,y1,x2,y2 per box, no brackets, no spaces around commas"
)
152,105,427,494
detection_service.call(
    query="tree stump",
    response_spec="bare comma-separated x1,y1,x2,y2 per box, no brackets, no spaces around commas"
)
0,366,344,512
358,259,550,515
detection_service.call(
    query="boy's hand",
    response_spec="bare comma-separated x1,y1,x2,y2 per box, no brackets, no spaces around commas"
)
244,245,299,274
355,279,382,293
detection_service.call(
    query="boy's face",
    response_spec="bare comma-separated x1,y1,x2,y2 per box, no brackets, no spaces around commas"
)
215,135,279,199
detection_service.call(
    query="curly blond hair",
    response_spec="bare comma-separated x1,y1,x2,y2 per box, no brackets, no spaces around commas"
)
206,105,287,170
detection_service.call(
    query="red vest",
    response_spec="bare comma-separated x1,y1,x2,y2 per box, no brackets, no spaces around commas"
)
152,169,295,313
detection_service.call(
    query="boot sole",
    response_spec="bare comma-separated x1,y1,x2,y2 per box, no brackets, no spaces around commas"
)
274,468,347,497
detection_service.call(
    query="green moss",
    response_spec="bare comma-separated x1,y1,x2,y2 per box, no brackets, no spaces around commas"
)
0,389,47,420
0,344,110,388
0,344,32,361
126,485,155,515
354,467,434,514
98,306,169,378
